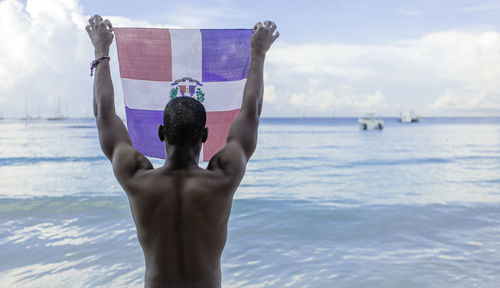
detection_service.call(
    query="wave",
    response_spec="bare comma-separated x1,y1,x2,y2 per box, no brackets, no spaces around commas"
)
0,156,106,166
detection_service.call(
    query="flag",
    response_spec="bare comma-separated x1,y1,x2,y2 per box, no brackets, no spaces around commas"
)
114,28,252,161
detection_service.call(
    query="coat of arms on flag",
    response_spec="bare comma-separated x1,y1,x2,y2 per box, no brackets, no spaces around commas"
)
114,28,252,161
169,77,205,103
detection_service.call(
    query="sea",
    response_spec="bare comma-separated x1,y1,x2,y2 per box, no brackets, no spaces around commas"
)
0,117,499,288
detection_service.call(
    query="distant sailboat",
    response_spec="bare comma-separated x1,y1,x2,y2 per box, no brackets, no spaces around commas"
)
33,105,41,120
21,95,32,121
47,97,67,120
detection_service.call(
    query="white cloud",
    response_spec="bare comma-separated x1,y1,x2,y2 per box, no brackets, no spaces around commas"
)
264,84,276,104
289,78,335,111
430,88,500,111
0,0,157,118
268,31,500,85
0,0,92,117
287,79,396,116
267,42,375,79
264,30,500,116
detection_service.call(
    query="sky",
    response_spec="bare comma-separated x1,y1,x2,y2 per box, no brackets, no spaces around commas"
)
1,0,500,117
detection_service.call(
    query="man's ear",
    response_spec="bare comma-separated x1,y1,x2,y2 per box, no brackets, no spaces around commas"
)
201,127,208,143
158,124,165,142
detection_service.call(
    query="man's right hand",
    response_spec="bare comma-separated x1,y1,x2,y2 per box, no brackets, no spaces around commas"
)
251,21,279,57
86,15,114,58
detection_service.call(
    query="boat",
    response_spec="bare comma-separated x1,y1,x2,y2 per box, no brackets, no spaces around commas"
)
47,97,67,120
399,111,420,123
358,114,384,130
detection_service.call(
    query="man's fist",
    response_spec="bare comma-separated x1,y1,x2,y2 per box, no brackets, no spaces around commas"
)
251,21,279,57
86,15,114,58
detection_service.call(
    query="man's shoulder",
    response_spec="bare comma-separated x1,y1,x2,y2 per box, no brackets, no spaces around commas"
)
112,144,153,183
207,142,247,176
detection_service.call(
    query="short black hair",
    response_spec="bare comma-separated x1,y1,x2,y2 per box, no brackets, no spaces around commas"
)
163,97,206,145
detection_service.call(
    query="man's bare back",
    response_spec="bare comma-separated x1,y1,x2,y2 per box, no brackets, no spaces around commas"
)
127,166,233,287
86,15,278,287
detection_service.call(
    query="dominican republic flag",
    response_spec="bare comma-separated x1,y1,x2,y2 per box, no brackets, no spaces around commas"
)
114,28,252,161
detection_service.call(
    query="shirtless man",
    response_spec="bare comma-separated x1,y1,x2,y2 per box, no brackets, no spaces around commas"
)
86,15,278,288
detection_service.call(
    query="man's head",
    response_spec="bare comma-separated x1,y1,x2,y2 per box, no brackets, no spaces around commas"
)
159,97,208,146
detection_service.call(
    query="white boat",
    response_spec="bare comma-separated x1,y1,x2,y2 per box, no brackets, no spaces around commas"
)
399,111,420,123
358,114,384,130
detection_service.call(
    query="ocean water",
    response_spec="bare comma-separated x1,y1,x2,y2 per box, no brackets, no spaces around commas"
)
0,117,499,287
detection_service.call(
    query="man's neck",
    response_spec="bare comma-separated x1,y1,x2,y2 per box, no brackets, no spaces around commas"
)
164,144,200,170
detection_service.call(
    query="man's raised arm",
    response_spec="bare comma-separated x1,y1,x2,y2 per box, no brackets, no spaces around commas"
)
86,15,152,181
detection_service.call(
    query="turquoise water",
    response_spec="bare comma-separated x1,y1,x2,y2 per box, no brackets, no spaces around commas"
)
0,118,499,287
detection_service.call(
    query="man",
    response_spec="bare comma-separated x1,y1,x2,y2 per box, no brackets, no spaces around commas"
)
86,15,278,288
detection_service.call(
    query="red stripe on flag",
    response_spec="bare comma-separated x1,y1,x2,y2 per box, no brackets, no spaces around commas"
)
114,28,172,81
203,109,240,161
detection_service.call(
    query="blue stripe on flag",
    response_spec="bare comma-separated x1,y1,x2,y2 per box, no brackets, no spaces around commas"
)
201,29,252,82
125,107,165,158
